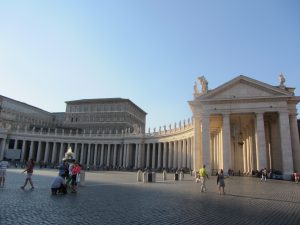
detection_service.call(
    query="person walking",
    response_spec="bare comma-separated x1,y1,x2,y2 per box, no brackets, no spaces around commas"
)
217,169,226,195
21,159,35,190
199,165,209,192
0,158,9,187
71,162,81,193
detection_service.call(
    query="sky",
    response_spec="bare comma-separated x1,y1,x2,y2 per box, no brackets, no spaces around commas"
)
0,0,300,130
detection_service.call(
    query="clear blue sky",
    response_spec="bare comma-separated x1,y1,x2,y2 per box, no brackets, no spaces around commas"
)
1,0,300,130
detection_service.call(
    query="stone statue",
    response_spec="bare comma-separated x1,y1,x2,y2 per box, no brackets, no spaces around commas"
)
198,76,208,93
193,81,199,94
63,147,74,161
279,73,286,87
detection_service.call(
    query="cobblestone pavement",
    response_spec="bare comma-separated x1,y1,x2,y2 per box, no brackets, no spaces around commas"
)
1,168,300,225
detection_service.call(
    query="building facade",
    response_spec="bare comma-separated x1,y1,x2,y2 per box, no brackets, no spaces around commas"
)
0,75,299,178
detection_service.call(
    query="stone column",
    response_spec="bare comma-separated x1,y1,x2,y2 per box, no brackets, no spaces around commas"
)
157,143,162,169
119,144,123,167
93,144,98,167
100,144,104,166
193,116,201,172
0,138,6,160
163,142,167,169
44,142,50,163
173,141,178,169
80,144,84,165
13,139,18,149
187,138,191,169
201,115,210,174
279,111,294,176
168,142,173,170
122,144,127,168
289,113,300,172
86,143,91,166
51,142,57,164
182,139,187,168
28,141,34,160
21,140,26,162
106,144,111,167
59,143,64,162
135,144,139,169
113,144,117,167
146,143,150,168
74,143,78,162
126,144,130,168
36,141,42,163
178,140,182,169
152,143,156,169
255,112,267,170
222,114,231,175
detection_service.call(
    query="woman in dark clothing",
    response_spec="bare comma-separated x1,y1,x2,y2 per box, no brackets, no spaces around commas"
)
217,169,225,195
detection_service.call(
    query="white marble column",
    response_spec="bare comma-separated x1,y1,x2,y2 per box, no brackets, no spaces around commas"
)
222,114,231,175
100,144,105,166
0,138,6,160
201,115,211,174
157,143,162,169
187,138,191,169
152,143,156,169
146,143,150,168
59,143,64,162
168,142,173,170
36,141,42,163
125,144,130,168
119,144,123,167
29,141,34,160
80,144,84,165
51,142,57,164
13,139,18,149
289,113,300,172
113,144,117,167
173,141,178,169
178,140,182,169
21,140,26,162
163,142,167,169
86,143,91,165
279,111,294,176
255,112,267,170
74,143,78,162
182,139,187,168
44,142,50,163
106,144,111,167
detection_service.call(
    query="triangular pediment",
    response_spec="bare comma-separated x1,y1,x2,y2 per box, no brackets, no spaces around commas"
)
200,75,293,100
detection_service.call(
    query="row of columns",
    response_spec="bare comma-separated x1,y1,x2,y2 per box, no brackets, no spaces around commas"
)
0,137,194,170
196,111,300,176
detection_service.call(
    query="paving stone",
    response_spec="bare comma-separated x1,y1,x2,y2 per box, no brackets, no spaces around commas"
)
1,169,300,225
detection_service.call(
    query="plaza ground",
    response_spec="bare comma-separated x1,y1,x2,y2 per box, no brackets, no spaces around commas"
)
1,168,300,225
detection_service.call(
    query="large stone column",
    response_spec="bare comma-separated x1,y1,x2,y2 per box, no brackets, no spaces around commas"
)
74,143,78,162
255,112,267,170
59,143,64,162
0,138,6,160
178,140,182,169
36,141,42,163
21,140,26,162
87,143,91,166
100,144,104,166
152,143,156,169
51,142,57,164
80,143,84,165
28,141,34,160
222,114,231,175
106,144,111,167
182,139,187,168
163,142,167,169
113,144,117,167
173,141,178,169
279,111,294,176
201,115,211,174
44,142,50,163
168,142,173,170
157,143,162,169
289,113,300,172
193,116,201,172
146,143,150,168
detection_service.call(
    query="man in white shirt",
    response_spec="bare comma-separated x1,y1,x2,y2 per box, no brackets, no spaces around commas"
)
0,159,9,187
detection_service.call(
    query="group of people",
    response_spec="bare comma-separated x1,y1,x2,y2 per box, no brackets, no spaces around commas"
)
197,165,226,195
50,159,81,195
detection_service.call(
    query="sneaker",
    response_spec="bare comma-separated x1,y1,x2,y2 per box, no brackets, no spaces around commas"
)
20,186,25,190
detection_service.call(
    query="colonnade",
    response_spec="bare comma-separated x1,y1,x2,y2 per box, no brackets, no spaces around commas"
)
0,135,194,171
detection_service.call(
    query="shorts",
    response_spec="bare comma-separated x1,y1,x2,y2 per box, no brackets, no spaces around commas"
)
0,169,6,177
27,173,33,178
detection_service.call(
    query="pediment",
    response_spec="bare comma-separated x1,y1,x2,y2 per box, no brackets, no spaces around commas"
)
200,75,293,100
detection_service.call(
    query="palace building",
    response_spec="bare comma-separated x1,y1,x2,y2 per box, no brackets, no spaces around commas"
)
0,75,299,178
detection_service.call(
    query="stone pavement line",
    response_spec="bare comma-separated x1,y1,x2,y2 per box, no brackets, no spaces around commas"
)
1,169,300,225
